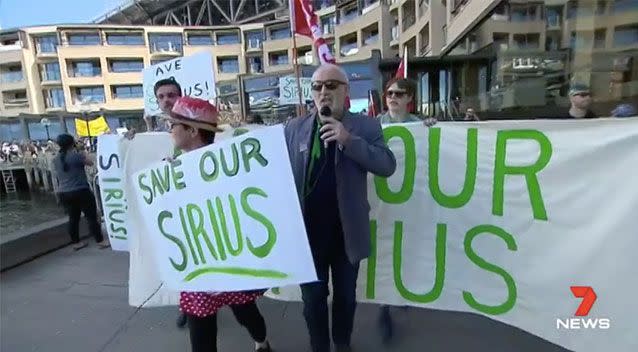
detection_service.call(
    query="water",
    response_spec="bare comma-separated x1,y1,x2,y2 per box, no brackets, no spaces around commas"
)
0,191,65,238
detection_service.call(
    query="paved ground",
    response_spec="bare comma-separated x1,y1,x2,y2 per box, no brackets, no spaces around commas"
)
1,245,570,352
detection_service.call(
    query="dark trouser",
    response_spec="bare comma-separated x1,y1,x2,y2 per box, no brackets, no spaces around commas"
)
58,188,103,244
187,302,267,352
301,236,360,352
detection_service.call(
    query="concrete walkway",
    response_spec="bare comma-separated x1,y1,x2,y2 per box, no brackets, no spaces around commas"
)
1,245,570,352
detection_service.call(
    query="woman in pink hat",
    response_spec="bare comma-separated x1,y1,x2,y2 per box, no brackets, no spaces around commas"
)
165,96,272,352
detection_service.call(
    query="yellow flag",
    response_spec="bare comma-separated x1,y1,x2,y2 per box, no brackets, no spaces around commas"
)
75,116,110,137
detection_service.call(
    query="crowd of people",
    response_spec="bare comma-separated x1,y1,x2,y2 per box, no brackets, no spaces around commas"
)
44,61,637,352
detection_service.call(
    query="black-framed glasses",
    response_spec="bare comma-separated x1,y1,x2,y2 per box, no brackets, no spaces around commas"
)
311,80,347,91
387,90,407,98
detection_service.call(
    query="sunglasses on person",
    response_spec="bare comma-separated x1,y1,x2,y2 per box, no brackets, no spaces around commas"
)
386,90,408,98
573,92,591,97
311,80,347,91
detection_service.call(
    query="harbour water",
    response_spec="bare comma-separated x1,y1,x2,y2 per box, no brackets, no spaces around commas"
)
0,191,64,239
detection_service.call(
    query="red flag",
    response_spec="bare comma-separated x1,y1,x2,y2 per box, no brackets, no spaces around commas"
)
290,0,336,65
395,46,408,78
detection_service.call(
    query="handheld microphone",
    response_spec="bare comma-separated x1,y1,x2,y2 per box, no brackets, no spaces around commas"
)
319,106,332,148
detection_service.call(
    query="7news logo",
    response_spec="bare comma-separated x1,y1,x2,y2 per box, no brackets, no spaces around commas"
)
556,286,611,330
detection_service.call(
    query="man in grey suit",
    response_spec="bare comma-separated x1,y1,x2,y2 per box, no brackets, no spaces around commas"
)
284,64,396,352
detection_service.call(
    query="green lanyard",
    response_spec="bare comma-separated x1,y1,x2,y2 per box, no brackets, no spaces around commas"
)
303,118,323,198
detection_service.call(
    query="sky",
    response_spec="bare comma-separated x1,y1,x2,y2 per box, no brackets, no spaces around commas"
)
0,0,124,29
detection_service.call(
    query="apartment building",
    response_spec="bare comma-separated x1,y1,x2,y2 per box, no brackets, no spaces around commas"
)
0,0,636,140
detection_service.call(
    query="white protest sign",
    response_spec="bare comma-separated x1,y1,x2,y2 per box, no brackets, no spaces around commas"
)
96,135,128,251
129,125,316,292
279,76,311,105
264,120,638,352
143,52,216,115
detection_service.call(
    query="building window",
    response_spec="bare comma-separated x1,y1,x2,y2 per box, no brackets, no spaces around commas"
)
545,6,563,28
41,62,61,81
594,29,606,48
269,27,291,40
2,90,28,108
74,86,105,104
613,25,638,47
215,32,240,45
510,4,537,22
112,85,143,99
363,25,379,46
0,65,23,83
35,35,58,53
247,56,263,74
612,0,638,13
340,5,358,24
148,34,183,53
245,31,264,49
106,33,144,45
188,33,213,45
217,57,240,73
68,33,101,45
269,51,289,66
340,34,359,56
321,15,336,35
108,59,144,73
513,33,540,49
44,88,65,108
68,60,101,77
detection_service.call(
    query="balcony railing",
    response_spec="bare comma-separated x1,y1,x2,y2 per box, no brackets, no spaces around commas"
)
363,34,379,46
247,38,263,49
0,72,24,83
249,64,264,74
69,68,101,77
3,98,29,108
323,24,335,35
45,98,65,109
37,43,58,53
340,43,359,56
150,42,183,54
420,45,431,56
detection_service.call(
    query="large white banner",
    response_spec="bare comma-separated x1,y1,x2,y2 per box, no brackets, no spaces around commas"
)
127,120,638,352
143,52,216,116
129,125,316,292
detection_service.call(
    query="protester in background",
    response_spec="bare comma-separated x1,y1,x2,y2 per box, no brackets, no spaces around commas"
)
563,84,597,119
285,64,396,352
146,77,183,132
126,77,188,328
165,97,272,352
464,107,480,121
53,134,109,251
378,77,437,126
376,77,436,345
612,103,637,118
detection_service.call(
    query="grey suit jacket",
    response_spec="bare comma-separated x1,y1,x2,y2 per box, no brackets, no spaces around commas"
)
284,110,397,264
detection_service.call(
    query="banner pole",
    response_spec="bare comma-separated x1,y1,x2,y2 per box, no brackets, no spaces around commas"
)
292,34,305,117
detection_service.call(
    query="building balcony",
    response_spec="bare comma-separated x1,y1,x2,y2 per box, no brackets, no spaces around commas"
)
2,98,29,109
246,39,263,51
149,42,183,56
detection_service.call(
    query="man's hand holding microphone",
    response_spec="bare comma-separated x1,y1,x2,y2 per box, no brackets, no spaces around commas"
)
318,106,350,149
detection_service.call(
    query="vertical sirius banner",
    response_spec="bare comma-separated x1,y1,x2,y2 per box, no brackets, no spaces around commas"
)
97,134,129,251
129,125,317,292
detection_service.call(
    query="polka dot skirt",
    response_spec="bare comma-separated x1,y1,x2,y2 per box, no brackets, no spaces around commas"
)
179,290,264,317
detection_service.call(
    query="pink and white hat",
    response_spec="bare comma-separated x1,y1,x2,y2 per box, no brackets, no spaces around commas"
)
168,96,223,132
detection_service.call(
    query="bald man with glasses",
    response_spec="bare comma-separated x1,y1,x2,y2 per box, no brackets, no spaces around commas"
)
284,64,396,352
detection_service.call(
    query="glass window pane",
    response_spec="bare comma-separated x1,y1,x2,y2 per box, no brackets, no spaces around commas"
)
189,34,213,45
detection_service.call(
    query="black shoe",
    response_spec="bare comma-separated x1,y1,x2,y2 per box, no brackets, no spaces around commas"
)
378,306,393,344
176,312,187,329
256,341,271,352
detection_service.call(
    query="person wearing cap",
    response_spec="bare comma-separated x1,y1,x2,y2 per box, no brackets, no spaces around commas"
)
563,84,597,119
166,96,272,352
